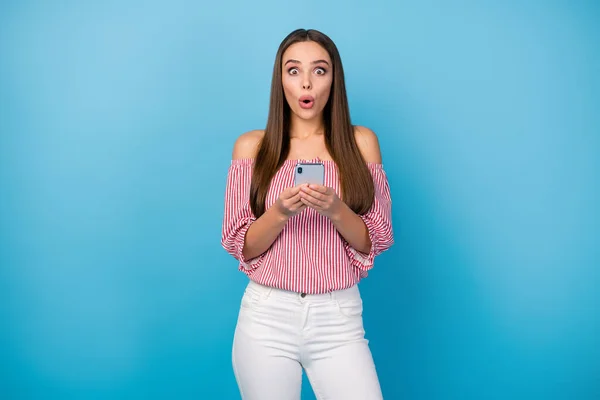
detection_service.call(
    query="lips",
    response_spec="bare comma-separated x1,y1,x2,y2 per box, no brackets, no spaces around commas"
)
299,95,315,109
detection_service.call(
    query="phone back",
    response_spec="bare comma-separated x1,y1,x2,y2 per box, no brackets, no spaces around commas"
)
294,162,324,186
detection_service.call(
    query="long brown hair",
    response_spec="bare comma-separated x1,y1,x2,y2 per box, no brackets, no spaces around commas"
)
250,28,375,217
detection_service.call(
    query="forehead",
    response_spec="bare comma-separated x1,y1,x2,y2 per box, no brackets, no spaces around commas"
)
282,41,331,63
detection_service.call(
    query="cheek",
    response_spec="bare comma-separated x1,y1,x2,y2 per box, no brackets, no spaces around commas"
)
317,79,333,103
282,78,297,101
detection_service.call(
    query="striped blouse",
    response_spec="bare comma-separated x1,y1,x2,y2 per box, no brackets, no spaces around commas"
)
221,157,394,294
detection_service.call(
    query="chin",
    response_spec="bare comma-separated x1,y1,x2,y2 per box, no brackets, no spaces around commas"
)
293,107,323,121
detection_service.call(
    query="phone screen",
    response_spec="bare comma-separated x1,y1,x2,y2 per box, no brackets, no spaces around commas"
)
294,162,325,186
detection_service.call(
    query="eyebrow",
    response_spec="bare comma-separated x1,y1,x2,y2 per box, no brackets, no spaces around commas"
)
284,59,330,66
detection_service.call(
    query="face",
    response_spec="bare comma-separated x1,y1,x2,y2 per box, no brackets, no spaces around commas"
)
281,40,333,121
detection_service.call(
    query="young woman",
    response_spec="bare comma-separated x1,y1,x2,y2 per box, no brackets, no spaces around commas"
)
221,28,394,400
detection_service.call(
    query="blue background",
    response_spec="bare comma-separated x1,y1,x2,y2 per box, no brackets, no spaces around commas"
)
1,1,598,399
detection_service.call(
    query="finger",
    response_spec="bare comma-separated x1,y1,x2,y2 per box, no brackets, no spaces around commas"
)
300,195,322,209
288,192,302,204
300,188,327,203
290,201,304,211
294,184,328,198
308,189,327,201
285,196,305,212
307,184,328,194
281,190,300,203
284,186,302,198
289,199,306,212
292,203,306,212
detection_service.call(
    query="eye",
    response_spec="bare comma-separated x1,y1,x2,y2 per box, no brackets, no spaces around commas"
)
288,67,299,75
314,67,327,75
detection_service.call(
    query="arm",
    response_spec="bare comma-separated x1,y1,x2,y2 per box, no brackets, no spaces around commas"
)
222,130,305,263
241,203,289,260
299,126,393,268
329,126,383,253
345,126,394,267
329,202,372,254
299,126,382,252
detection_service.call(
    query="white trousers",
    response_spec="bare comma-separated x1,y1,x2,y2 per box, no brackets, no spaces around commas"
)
232,280,383,400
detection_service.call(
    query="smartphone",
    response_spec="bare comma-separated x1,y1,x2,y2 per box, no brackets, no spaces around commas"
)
294,162,325,186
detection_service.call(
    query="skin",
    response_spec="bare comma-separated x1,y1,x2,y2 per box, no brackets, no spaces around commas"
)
232,41,383,260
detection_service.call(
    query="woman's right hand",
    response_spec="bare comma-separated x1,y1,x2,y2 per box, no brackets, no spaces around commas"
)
274,186,306,219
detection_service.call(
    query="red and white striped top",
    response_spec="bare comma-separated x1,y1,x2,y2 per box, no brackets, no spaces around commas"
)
221,157,394,294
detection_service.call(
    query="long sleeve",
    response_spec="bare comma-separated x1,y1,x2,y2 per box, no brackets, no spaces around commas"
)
344,163,394,271
221,159,265,270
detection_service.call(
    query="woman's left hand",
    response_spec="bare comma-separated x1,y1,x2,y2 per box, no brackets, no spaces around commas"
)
299,184,343,220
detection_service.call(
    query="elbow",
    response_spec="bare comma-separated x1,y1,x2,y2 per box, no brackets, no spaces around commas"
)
241,244,255,261
359,233,372,255
240,235,264,261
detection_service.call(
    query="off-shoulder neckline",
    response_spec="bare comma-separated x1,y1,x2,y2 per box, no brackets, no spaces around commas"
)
230,157,384,169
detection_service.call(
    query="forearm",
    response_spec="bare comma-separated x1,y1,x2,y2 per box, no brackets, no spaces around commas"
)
242,206,289,260
330,203,372,254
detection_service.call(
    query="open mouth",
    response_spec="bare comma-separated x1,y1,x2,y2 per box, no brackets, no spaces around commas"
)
299,95,315,109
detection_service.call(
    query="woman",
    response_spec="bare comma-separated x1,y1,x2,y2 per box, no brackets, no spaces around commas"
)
221,28,394,399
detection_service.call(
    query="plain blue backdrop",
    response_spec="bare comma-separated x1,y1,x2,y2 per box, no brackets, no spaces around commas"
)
1,1,598,399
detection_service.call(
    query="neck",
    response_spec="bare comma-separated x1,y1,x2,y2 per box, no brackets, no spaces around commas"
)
289,114,325,139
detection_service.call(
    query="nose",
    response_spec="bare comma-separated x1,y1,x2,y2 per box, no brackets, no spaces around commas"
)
302,74,311,90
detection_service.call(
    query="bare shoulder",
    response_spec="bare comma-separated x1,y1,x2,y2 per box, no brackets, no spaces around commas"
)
232,129,265,159
353,125,382,163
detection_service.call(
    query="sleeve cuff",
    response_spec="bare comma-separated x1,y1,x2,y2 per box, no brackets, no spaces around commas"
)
235,218,265,270
344,215,377,271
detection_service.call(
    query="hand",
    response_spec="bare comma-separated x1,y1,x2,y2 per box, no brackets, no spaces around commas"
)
299,184,343,220
274,186,306,219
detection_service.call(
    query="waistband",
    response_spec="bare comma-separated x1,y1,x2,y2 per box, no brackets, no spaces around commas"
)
246,279,360,303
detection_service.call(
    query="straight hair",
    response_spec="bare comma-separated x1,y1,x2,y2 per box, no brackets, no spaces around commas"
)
250,28,375,217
